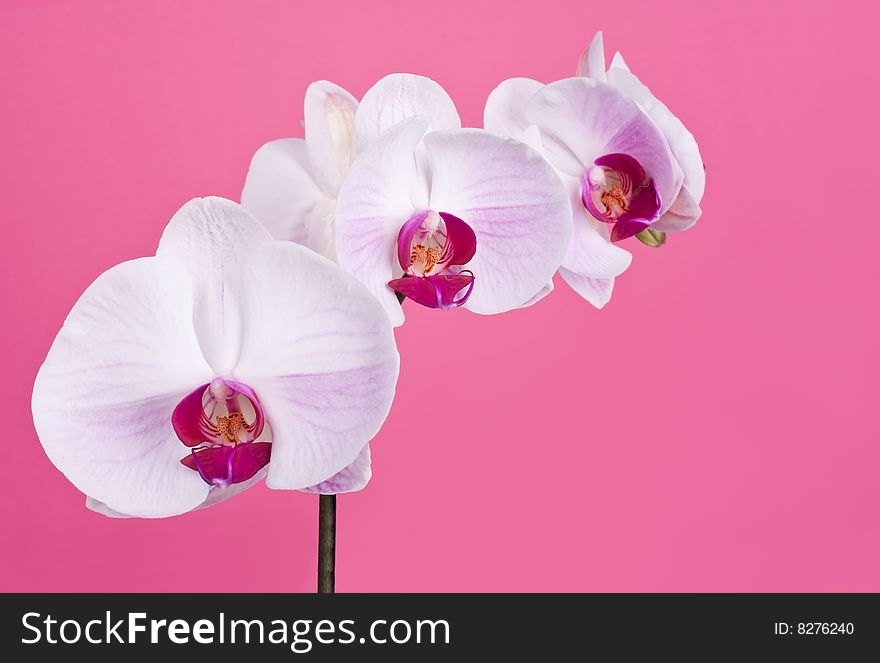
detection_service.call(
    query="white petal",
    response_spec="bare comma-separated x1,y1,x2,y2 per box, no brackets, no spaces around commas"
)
563,185,633,278
304,80,359,195
525,77,636,177
157,197,273,374
576,30,607,80
520,124,544,152
483,77,544,140
335,117,431,327
299,444,372,494
606,66,705,204
303,197,339,261
355,73,460,149
32,258,213,518
559,268,615,308
85,496,130,518
85,469,267,518
609,51,630,72
423,129,571,315
192,469,267,510
241,138,325,246
517,279,554,309
652,185,702,232
228,241,399,489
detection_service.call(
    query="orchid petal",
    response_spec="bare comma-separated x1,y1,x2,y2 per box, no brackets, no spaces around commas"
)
518,279,554,309
227,240,400,489
241,138,324,247
421,129,571,315
32,258,214,518
192,468,268,509
85,497,132,519
86,468,268,518
335,117,431,327
302,197,341,261
156,197,273,375
609,51,630,72
300,444,372,494
563,193,633,278
525,77,641,177
483,77,544,141
558,268,615,309
606,66,705,206
652,185,702,232
304,80,359,195
520,124,544,152
576,30,607,81
355,73,460,149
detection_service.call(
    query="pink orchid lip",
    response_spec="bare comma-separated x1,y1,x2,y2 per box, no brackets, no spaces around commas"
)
581,152,661,242
172,378,271,487
389,210,477,309
389,270,475,309
180,442,272,489
173,378,265,447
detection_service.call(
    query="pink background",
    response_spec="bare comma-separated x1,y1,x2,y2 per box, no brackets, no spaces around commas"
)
2,0,877,592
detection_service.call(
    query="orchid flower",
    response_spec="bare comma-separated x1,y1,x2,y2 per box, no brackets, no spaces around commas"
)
485,31,703,308
336,114,572,326
241,74,461,261
577,31,706,232
31,197,399,518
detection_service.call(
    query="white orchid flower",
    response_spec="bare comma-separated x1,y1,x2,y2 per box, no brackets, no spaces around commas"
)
333,115,571,326
244,74,570,326
485,31,704,308
32,197,399,518
577,31,706,232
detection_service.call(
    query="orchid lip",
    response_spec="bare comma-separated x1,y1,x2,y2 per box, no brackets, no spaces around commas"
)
173,377,265,448
581,152,661,242
181,443,272,488
173,377,272,487
389,210,477,309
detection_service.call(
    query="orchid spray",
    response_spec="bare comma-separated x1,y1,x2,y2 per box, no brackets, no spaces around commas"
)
34,32,703,592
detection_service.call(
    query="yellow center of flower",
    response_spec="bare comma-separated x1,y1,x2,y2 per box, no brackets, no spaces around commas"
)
601,185,628,213
215,412,248,444
410,244,442,274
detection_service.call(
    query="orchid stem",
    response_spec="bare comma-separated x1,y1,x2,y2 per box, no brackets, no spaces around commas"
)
318,494,336,593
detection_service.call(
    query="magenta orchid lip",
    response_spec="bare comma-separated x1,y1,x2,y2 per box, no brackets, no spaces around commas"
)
172,378,271,488
387,210,477,310
581,152,661,242
172,378,265,449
